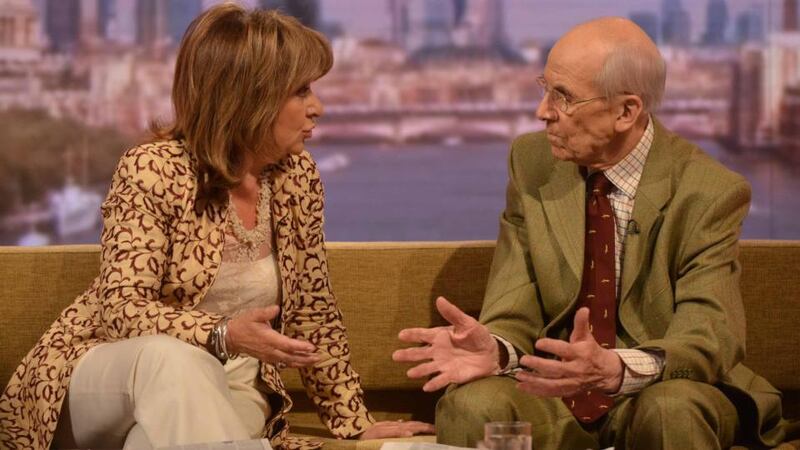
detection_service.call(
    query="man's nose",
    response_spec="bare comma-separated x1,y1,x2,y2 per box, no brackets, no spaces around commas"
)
536,96,556,122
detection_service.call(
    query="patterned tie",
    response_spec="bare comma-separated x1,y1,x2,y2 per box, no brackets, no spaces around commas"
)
563,172,616,424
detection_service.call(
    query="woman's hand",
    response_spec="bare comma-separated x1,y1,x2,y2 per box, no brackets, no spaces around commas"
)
359,420,435,439
226,305,320,368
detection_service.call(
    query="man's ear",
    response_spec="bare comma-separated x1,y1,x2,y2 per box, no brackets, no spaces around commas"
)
614,95,644,133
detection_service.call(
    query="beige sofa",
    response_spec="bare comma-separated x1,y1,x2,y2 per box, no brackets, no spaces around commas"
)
1,241,799,449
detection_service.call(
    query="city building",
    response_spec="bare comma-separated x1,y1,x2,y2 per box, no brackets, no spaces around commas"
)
779,84,800,159
629,11,659,44
420,0,455,49
0,0,40,61
735,7,765,44
97,0,114,39
733,46,763,147
702,0,729,45
785,0,798,32
388,0,411,48
136,0,169,57
167,0,202,46
259,0,320,29
79,0,101,52
100,0,136,46
44,0,80,53
454,0,506,49
661,0,691,46
0,0,42,111
762,0,800,142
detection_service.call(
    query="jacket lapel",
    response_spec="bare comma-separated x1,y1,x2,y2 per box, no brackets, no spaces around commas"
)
620,120,673,305
268,156,298,325
539,160,585,286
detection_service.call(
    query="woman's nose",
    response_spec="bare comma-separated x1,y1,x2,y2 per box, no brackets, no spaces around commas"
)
308,93,323,118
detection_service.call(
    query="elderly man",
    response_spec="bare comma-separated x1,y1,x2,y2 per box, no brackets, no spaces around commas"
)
393,17,785,449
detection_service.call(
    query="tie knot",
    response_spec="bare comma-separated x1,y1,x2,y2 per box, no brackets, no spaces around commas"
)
588,172,613,196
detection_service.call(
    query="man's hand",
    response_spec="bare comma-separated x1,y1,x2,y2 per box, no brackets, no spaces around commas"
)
515,307,623,397
392,296,501,392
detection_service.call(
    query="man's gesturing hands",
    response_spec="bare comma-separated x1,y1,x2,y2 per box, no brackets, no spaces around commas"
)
515,307,624,397
394,301,625,398
392,297,501,392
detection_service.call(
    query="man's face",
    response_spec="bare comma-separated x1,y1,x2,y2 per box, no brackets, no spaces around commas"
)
536,47,619,168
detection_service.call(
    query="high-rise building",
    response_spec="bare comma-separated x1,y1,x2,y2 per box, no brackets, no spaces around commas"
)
388,0,410,47
0,0,41,61
735,7,764,44
104,0,136,45
733,46,763,146
779,84,800,157
661,0,691,46
629,11,659,43
456,0,507,49
167,0,201,46
761,12,800,141
44,0,80,52
702,0,729,45
79,0,101,51
259,0,319,29
785,0,798,32
0,0,42,113
136,0,168,57
420,0,454,49
98,0,114,38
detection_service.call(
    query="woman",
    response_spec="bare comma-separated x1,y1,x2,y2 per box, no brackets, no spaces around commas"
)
0,4,432,449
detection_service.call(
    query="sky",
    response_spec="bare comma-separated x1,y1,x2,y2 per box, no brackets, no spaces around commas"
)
321,0,778,44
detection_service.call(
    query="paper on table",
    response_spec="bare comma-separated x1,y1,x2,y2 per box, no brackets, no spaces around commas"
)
380,443,473,450
379,442,614,450
159,438,272,450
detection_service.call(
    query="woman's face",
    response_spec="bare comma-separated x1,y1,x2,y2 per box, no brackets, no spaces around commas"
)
271,83,323,159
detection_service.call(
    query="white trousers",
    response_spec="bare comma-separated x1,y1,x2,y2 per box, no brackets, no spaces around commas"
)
54,335,271,449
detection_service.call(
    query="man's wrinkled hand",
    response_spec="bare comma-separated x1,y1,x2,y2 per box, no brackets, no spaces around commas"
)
515,307,623,397
392,296,501,392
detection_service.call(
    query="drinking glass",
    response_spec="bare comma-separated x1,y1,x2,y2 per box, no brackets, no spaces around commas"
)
480,421,532,450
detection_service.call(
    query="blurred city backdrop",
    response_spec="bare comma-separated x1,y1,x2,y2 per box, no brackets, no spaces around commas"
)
0,0,798,244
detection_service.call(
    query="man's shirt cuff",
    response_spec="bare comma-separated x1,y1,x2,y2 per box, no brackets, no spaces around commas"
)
493,334,520,373
612,348,665,395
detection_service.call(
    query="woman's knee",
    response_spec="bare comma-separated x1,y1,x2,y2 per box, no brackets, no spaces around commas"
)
132,335,225,384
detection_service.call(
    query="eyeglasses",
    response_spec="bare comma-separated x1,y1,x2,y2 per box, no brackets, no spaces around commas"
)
536,76,606,114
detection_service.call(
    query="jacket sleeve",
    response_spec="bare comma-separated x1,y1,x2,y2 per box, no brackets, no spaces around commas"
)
480,139,545,356
637,180,750,384
98,144,221,347
282,155,375,438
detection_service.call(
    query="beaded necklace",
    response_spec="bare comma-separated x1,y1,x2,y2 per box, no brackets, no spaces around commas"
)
226,172,272,262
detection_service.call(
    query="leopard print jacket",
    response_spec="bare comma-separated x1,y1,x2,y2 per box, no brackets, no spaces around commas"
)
0,140,375,449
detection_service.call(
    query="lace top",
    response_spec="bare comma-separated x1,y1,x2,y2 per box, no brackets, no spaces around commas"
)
197,227,281,316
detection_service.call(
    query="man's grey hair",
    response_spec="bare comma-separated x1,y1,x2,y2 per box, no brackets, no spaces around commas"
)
593,44,666,113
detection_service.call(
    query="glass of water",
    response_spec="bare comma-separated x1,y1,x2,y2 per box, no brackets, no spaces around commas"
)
480,421,532,450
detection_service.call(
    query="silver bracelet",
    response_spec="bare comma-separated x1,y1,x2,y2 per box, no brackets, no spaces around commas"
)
219,317,240,361
211,319,225,362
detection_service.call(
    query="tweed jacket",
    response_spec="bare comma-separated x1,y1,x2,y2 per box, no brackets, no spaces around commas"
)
480,120,785,446
0,140,374,449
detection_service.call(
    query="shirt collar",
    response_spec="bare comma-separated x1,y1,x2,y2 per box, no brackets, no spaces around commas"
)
603,116,654,199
